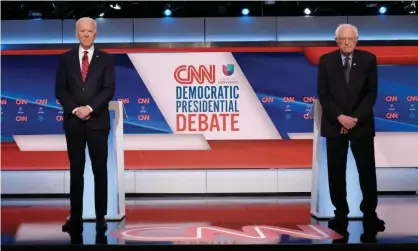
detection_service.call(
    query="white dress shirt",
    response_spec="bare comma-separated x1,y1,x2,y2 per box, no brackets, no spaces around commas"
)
72,45,94,115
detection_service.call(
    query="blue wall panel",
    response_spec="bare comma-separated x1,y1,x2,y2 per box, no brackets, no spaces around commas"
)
1,16,417,44
133,18,204,42
63,18,134,43
277,16,347,41
1,20,63,44
205,17,276,42
347,15,418,40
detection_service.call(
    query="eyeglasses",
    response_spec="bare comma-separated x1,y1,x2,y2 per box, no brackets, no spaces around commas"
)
336,37,357,42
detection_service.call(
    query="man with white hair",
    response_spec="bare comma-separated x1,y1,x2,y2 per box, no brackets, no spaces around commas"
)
55,17,115,232
317,24,385,233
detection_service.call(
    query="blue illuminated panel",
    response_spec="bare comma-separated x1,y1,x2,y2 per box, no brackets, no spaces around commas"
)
205,17,276,42
1,16,418,44
277,16,347,41
348,15,418,40
133,18,204,42
63,18,134,43
1,20,63,44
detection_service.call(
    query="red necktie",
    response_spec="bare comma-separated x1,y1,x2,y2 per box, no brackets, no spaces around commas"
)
81,51,89,83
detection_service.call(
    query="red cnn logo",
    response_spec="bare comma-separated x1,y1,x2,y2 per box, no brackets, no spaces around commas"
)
261,97,274,103
407,96,418,102
117,98,130,104
303,96,315,103
385,96,398,102
36,99,48,105
112,224,342,242
138,98,150,104
283,96,295,102
386,112,399,119
174,65,216,84
15,115,28,122
16,99,28,105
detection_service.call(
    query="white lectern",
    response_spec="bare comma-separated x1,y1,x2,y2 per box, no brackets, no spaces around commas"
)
77,101,125,221
310,100,363,219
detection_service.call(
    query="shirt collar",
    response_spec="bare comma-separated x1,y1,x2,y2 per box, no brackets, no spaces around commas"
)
79,45,94,56
340,50,353,60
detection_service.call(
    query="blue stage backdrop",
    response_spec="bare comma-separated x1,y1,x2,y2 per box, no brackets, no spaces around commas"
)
1,50,418,142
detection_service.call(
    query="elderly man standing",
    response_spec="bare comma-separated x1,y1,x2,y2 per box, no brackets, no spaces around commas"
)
55,17,115,232
317,24,385,233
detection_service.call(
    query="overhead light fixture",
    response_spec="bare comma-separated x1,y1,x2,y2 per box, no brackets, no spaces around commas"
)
110,4,121,10
379,6,387,14
164,9,172,16
404,1,416,14
241,8,250,16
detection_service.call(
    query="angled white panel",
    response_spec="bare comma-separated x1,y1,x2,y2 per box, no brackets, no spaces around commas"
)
13,134,210,151
128,52,282,140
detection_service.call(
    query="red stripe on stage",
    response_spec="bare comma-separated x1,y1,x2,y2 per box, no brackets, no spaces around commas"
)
303,46,418,65
2,46,417,65
0,47,303,55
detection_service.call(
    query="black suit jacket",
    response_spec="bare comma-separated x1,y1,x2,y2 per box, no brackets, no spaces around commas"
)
317,49,378,138
55,48,115,131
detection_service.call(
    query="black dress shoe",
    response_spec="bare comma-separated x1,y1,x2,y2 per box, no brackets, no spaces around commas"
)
96,218,107,231
62,219,83,232
328,217,349,235
363,216,385,232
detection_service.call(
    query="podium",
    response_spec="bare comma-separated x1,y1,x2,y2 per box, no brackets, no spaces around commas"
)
70,101,125,221
310,100,363,219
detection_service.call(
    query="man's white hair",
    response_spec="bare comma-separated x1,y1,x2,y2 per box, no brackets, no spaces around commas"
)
75,17,97,32
335,24,359,38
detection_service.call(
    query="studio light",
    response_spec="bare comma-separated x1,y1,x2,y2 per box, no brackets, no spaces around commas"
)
241,8,250,15
379,6,387,14
164,9,172,16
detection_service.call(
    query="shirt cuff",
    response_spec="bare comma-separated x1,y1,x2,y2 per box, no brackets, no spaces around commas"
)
72,107,79,114
86,105,93,112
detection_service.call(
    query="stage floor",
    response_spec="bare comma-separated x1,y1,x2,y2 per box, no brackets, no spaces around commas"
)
1,196,418,250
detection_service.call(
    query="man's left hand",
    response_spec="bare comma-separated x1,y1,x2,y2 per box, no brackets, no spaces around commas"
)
76,106,91,119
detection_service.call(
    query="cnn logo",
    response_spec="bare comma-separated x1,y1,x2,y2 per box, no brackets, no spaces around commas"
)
174,65,216,84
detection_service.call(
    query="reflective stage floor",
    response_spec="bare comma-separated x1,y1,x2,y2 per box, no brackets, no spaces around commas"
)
1,196,418,251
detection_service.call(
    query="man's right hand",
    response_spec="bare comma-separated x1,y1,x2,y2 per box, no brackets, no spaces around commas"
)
74,109,90,120
337,114,357,129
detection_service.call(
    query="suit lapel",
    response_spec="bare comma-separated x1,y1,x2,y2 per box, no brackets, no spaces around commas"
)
72,49,84,86
85,49,99,83
333,50,347,88
347,50,357,87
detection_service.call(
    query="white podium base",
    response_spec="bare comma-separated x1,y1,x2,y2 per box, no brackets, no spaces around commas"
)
65,106,126,223
310,100,363,220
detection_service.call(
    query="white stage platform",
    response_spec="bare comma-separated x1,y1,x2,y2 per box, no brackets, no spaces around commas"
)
2,168,417,195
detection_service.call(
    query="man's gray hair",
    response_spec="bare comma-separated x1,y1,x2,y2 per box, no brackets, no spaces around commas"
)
335,24,359,38
75,17,97,31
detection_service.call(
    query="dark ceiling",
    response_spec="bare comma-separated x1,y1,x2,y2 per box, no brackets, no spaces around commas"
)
1,1,416,20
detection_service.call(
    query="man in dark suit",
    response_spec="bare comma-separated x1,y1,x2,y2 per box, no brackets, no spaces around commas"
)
55,17,115,232
317,24,385,233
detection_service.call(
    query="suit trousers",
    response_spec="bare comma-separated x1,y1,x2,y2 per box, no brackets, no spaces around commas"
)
326,135,378,218
65,125,110,220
